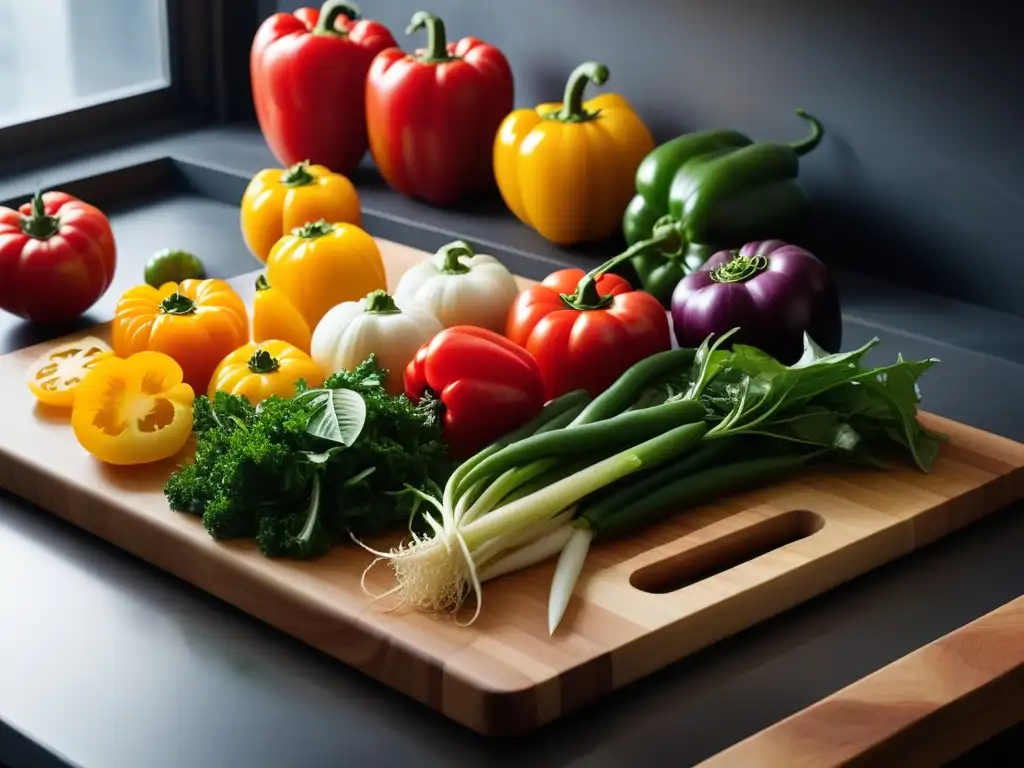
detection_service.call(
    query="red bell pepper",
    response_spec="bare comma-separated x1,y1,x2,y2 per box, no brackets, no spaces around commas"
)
365,12,514,206
251,1,397,176
506,265,672,401
404,326,545,460
0,191,117,323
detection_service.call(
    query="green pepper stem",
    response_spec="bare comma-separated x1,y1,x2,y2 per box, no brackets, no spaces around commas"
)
314,0,361,35
159,292,197,316
789,109,824,157
560,216,687,310
281,161,316,187
364,289,401,314
437,241,474,274
407,11,455,63
20,191,61,240
293,219,334,239
550,62,609,123
255,274,271,291
709,252,769,283
248,349,281,374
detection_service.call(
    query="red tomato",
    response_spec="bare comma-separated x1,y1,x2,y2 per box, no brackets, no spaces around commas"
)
506,268,672,400
0,191,116,323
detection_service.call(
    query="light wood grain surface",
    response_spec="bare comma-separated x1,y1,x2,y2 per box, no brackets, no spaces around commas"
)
1,238,1023,737
700,594,1024,768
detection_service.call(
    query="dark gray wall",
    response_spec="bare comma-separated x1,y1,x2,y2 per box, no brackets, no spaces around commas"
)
274,0,1023,318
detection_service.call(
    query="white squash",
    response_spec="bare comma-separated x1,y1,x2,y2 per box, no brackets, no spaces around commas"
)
310,290,443,396
394,240,520,334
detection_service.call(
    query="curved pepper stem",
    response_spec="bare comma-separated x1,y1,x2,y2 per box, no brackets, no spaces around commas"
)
247,348,281,374
314,0,361,35
281,161,316,187
364,289,402,314
159,292,197,316
789,109,824,157
437,240,474,274
20,191,61,240
255,274,271,291
549,62,609,124
407,11,456,63
560,216,687,311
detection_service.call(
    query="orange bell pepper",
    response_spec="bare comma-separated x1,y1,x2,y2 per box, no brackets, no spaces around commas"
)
251,274,312,353
265,220,387,332
72,351,195,466
112,278,249,393
240,161,362,264
208,339,325,403
493,61,655,245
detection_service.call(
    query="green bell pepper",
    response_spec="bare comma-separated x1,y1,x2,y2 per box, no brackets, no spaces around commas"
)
620,109,825,307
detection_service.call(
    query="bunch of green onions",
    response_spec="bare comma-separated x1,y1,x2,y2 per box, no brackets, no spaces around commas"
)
358,338,736,629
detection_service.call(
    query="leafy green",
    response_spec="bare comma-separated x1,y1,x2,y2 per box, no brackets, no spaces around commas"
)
626,331,945,473
164,355,454,559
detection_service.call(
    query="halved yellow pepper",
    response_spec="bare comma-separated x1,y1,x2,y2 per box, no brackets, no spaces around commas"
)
72,351,195,466
266,220,387,332
251,274,312,353
493,61,655,246
240,162,362,264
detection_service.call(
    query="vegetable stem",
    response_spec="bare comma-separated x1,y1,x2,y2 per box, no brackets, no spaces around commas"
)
407,11,455,63
789,109,825,156
437,241,474,274
314,0,361,35
19,191,61,240
548,61,609,123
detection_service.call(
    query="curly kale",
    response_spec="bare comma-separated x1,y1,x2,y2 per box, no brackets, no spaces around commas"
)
164,355,453,559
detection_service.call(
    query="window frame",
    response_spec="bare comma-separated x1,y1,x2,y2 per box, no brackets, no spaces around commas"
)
0,0,262,168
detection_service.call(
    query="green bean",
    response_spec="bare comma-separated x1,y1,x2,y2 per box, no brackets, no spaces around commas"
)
571,347,697,426
587,450,823,541
460,397,708,490
579,438,741,525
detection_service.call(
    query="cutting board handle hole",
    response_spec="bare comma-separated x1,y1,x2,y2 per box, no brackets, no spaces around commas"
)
629,509,825,595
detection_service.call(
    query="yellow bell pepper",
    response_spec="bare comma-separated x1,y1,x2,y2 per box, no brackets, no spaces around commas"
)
240,162,362,264
266,220,387,332
493,61,655,246
207,340,325,403
252,274,312,354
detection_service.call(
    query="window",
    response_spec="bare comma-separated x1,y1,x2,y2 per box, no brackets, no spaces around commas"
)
0,0,171,130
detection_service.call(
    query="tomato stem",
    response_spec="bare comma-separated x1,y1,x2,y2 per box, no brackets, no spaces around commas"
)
545,62,609,124
255,274,271,291
248,349,281,374
281,161,317,187
20,191,61,240
159,292,197,315
437,241,473,274
407,11,457,63
364,290,401,314
293,219,334,239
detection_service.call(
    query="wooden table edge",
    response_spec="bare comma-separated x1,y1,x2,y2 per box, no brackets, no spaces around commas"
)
698,594,1024,767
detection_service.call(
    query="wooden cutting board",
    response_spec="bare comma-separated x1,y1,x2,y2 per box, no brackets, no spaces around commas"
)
1,238,1023,737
